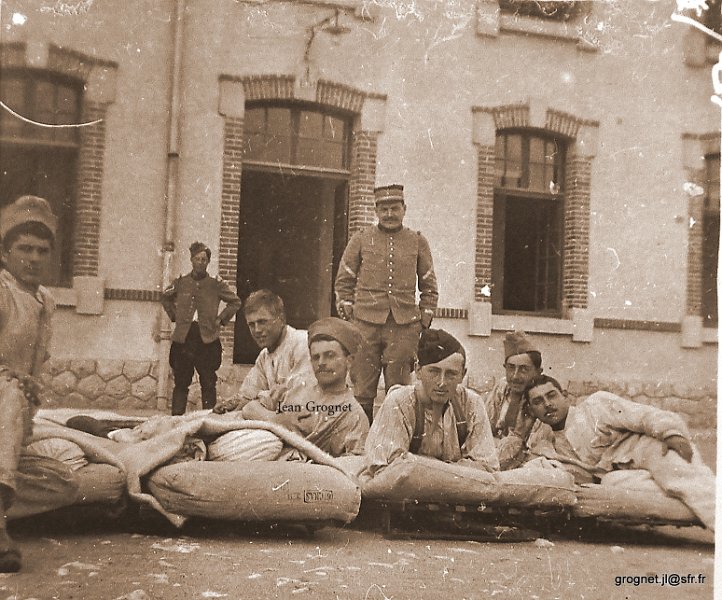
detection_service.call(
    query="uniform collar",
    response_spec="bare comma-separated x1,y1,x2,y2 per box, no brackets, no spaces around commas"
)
0,269,45,303
377,224,403,234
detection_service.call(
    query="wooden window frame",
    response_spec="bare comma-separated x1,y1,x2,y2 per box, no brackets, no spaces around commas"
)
242,101,353,174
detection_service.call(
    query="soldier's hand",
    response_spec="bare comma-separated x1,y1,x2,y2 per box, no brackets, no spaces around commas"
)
213,397,239,414
274,411,312,435
267,385,289,412
513,400,537,440
420,310,434,329
662,435,693,462
1,369,43,406
338,302,354,321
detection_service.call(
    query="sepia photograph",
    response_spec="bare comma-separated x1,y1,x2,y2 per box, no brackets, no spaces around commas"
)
0,0,718,598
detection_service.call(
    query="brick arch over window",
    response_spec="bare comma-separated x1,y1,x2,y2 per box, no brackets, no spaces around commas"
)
471,101,599,314
0,42,117,279
216,74,386,355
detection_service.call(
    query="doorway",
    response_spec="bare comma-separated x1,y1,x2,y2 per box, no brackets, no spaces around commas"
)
234,168,349,363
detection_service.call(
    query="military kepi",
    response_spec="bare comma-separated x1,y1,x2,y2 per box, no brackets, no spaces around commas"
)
417,328,466,366
308,316,363,355
0,195,57,240
503,330,538,360
374,184,404,205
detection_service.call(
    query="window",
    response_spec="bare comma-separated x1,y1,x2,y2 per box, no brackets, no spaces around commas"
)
0,70,82,286
242,103,352,172
499,0,579,21
702,153,719,326
493,130,566,315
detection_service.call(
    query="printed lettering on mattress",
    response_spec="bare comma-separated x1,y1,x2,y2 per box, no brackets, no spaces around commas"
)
304,489,334,503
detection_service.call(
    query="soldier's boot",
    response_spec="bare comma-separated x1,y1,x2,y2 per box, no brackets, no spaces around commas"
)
171,387,189,416
0,497,20,573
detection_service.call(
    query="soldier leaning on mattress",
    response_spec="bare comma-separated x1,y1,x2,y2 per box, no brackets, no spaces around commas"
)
0,197,78,572
484,331,548,470
213,290,313,415
242,317,369,457
361,329,499,479
524,374,716,530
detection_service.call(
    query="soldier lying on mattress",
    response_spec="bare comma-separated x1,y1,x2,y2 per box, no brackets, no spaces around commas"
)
524,374,716,530
241,317,370,457
484,330,550,470
361,329,499,480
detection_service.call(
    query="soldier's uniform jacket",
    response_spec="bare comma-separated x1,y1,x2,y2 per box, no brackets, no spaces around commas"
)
335,225,438,325
0,269,55,377
161,273,241,344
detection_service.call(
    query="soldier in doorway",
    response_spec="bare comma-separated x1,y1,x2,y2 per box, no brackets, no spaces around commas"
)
334,184,438,422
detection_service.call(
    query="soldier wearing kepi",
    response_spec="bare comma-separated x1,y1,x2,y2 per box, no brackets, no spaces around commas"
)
0,196,77,572
161,242,242,415
334,184,438,421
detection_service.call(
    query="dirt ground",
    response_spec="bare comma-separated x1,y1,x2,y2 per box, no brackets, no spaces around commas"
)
1,503,715,600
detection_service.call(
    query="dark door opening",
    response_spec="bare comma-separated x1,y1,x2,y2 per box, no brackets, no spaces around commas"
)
234,168,348,364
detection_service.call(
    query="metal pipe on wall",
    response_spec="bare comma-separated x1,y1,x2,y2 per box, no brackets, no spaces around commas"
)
155,0,186,410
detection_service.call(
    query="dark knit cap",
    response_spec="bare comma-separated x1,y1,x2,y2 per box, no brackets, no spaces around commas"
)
417,328,466,366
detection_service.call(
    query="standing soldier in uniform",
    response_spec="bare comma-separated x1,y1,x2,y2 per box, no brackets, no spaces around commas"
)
334,184,438,422
161,242,242,415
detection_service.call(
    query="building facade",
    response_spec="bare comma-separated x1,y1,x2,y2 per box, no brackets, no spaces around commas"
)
0,0,718,427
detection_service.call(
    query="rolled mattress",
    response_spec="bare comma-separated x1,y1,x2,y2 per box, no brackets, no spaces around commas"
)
75,463,126,505
146,461,361,523
572,471,700,524
361,455,577,508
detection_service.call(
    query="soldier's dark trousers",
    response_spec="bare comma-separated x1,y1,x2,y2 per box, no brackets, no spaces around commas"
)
169,322,222,415
352,315,421,422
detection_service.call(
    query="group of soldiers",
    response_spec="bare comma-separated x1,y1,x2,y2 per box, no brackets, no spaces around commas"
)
0,186,716,572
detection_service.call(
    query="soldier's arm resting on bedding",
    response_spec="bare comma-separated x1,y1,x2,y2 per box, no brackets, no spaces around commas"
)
456,390,500,472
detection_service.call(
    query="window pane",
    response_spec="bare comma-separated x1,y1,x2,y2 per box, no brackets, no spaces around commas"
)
0,77,25,110
299,111,323,138
260,133,292,163
506,133,522,162
703,214,719,325
244,107,266,133
324,116,344,141
703,153,720,326
528,162,545,192
529,136,545,163
57,84,78,114
0,78,26,138
266,107,291,137
706,154,720,213
34,80,56,116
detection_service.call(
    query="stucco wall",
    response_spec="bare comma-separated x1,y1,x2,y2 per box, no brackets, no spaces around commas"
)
0,0,717,399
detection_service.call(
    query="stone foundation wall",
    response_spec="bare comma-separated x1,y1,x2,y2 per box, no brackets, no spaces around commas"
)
39,358,717,431
39,358,250,412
